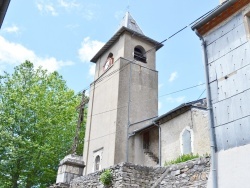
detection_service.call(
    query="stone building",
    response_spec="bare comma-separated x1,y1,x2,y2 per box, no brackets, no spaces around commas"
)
54,11,211,187
192,0,250,187
52,1,250,187
82,12,210,175
130,98,210,167
82,12,163,175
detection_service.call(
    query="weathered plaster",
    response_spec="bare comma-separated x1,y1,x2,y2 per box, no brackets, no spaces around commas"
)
160,108,210,164
83,30,159,174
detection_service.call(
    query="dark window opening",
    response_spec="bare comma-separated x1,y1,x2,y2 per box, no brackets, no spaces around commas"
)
143,131,150,149
95,155,100,171
134,46,146,63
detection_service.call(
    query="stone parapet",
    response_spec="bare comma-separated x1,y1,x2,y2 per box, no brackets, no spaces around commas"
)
70,157,210,188
158,157,210,188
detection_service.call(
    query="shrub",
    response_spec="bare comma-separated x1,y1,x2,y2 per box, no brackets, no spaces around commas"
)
100,169,112,186
164,153,200,166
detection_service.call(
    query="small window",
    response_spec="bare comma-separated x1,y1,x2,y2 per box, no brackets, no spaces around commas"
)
182,129,192,154
93,148,103,172
95,155,100,171
134,46,146,63
143,131,150,149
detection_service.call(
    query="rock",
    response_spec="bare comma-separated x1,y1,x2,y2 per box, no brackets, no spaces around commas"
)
171,170,181,176
190,173,199,182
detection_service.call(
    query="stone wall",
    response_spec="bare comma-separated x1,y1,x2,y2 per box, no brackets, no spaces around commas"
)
70,157,210,188
158,157,210,188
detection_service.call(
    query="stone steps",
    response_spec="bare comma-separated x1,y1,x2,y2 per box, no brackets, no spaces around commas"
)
144,149,159,164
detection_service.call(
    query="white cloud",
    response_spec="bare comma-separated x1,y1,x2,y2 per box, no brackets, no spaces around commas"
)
4,25,19,33
37,3,43,11
78,37,104,63
37,2,58,16
168,71,178,82
46,5,58,16
37,1,96,20
78,37,104,77
0,36,73,72
166,96,186,103
58,0,79,9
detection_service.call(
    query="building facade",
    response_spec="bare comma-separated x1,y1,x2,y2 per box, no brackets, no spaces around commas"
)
83,12,163,175
54,11,212,188
192,0,250,187
130,99,210,167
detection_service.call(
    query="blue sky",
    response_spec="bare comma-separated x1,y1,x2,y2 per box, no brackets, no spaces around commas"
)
0,0,219,115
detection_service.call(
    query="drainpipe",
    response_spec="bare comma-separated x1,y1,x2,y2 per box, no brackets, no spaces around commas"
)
153,121,161,167
194,29,217,188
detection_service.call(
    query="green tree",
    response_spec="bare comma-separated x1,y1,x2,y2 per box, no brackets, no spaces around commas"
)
0,61,85,187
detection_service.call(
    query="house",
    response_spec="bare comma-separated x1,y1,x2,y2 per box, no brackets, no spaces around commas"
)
192,0,250,187
0,0,11,28
130,98,210,167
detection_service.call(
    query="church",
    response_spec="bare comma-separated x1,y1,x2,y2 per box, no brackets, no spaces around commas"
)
53,11,211,187
51,0,250,187
82,12,210,175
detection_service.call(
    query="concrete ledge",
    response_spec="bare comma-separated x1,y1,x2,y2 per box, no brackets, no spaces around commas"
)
59,154,85,167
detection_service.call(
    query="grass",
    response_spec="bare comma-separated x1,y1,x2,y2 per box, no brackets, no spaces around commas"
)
164,153,200,166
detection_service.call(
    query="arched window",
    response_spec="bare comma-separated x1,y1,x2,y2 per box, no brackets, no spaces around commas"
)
95,155,100,171
93,148,103,172
134,45,146,63
180,127,193,155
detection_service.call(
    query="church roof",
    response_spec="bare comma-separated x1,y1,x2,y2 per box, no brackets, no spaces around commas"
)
119,12,144,35
90,12,163,63
0,0,11,28
132,98,207,134
153,98,207,125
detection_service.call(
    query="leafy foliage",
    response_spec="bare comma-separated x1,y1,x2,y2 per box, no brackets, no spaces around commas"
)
164,153,200,166
0,61,85,187
100,169,112,186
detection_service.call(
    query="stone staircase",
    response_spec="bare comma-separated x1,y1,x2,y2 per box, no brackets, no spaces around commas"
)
144,149,159,164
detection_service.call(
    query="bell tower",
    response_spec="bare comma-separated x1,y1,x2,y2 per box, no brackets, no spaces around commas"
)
83,12,163,174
